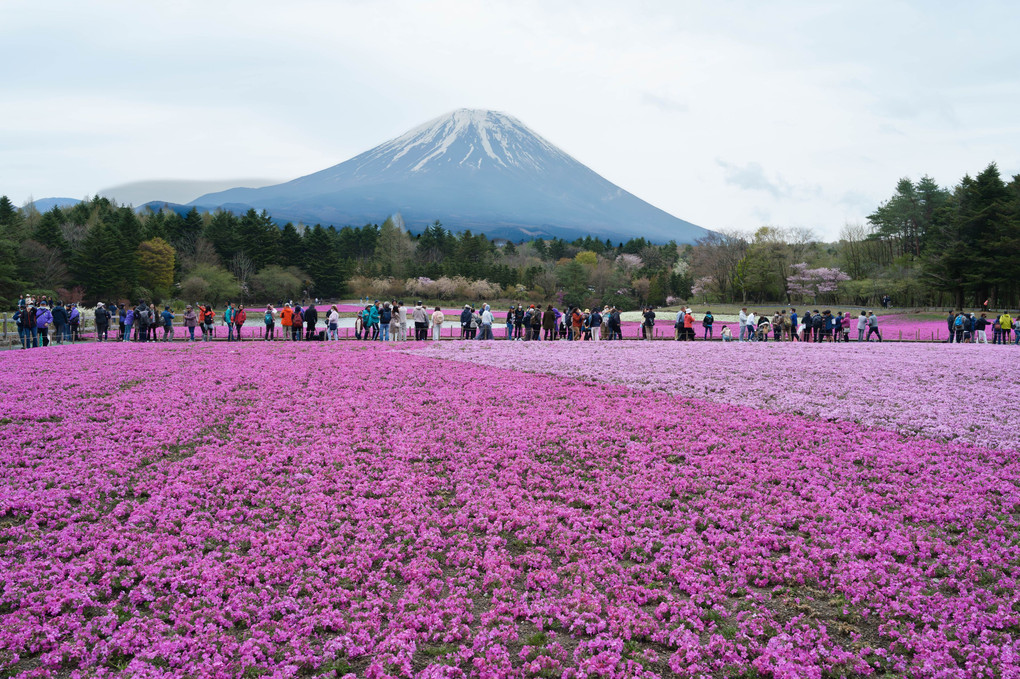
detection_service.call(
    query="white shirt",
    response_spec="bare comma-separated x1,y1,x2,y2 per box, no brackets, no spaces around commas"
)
481,309,493,325
739,310,748,325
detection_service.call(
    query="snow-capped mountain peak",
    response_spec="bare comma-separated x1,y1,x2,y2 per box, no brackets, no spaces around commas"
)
356,108,569,175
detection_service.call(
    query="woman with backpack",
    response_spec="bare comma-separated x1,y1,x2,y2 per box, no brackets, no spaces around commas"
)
430,306,445,341
202,305,215,341
263,305,276,340
291,306,303,341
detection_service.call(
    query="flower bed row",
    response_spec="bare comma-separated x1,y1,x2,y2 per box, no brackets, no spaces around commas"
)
1,342,1018,677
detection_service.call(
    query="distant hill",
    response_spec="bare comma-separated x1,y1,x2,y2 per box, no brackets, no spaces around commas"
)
24,197,81,212
192,109,711,243
99,179,280,206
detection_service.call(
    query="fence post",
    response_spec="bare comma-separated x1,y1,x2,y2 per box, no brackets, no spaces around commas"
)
2,313,6,338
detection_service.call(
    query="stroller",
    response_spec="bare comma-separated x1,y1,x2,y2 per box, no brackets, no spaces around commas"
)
753,320,772,342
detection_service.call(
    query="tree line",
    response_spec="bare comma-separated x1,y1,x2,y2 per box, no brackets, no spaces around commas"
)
0,196,690,310
2,161,1016,311
688,162,1020,308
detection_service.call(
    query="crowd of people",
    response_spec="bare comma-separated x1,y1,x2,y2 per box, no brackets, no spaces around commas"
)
10,294,1020,348
944,310,1017,344
727,307,885,343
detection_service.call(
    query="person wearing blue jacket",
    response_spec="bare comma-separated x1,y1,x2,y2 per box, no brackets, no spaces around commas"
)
36,304,53,347
68,303,81,341
123,308,134,342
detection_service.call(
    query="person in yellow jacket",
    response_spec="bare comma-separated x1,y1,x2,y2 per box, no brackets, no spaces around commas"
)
1000,312,1013,344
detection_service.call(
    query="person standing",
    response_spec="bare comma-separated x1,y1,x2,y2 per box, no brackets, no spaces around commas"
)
264,305,276,341
280,303,292,340
202,305,215,341
160,306,174,341
13,306,27,348
430,306,445,341
480,304,494,340
369,301,381,338
738,307,748,342
683,308,695,341
388,302,400,341
542,305,555,341
412,302,428,341
588,307,602,342
999,311,1013,345
224,302,236,341
129,301,144,342
234,305,247,341
974,313,990,344
117,304,126,341
702,311,714,340
22,305,38,348
460,304,472,340
94,303,110,341
291,305,303,341
642,307,656,341
183,305,198,341
513,305,525,339
303,303,318,340
397,301,408,341
376,303,390,341
866,310,882,341
51,301,68,344
327,304,340,340
68,303,81,342
36,303,52,347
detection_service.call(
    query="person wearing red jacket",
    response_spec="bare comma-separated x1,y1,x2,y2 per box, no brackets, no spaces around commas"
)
233,305,247,341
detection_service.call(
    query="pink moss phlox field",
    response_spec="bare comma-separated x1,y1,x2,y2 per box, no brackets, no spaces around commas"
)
2,343,1020,678
411,341,1020,450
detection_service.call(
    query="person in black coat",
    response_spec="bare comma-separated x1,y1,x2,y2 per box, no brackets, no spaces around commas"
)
304,305,318,340
51,302,69,344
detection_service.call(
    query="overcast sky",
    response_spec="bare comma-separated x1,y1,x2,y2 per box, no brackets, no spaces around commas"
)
2,0,1018,240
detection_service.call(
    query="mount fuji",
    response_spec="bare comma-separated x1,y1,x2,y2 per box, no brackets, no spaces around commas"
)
191,109,710,243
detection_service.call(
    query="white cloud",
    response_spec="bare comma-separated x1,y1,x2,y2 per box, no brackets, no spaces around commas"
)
2,0,1019,239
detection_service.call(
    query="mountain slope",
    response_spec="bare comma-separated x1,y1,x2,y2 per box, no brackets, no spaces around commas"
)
192,109,710,243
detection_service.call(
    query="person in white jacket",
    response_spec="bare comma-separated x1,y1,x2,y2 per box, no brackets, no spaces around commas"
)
327,305,340,340
430,307,445,341
479,305,494,340
738,307,748,341
412,303,429,341
397,301,409,341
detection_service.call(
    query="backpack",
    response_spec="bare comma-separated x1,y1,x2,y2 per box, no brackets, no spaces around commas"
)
204,310,214,324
